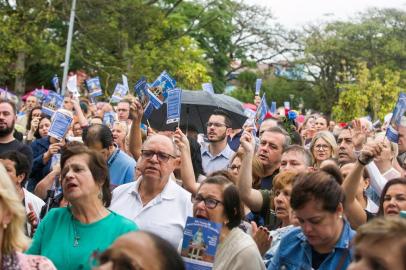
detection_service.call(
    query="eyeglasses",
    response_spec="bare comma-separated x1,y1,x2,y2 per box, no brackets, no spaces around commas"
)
141,150,176,162
228,164,241,171
314,144,330,150
191,195,223,209
206,122,228,128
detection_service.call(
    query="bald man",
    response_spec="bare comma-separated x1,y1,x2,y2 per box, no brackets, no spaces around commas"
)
110,134,192,248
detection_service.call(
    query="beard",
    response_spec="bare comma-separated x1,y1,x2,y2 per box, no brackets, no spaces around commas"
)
0,120,15,137
207,132,227,143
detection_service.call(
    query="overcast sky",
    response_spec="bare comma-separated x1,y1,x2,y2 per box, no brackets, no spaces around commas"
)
246,0,406,29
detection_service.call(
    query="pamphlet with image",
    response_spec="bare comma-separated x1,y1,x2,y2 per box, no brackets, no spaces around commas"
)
48,109,73,141
386,93,406,142
181,217,222,270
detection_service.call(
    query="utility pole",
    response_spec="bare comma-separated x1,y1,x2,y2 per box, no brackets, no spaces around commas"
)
61,0,77,96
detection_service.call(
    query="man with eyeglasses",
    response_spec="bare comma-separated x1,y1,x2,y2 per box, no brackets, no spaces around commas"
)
116,99,132,125
110,134,192,249
82,124,136,188
201,109,235,175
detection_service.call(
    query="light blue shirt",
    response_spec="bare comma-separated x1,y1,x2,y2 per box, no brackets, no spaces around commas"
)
201,143,235,175
108,148,136,187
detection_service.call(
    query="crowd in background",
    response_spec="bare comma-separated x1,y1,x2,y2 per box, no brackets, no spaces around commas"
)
0,74,405,270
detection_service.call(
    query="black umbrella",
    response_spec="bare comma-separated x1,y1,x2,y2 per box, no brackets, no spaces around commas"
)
143,90,247,133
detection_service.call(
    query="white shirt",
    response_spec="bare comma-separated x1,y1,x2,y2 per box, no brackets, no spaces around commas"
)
110,177,193,248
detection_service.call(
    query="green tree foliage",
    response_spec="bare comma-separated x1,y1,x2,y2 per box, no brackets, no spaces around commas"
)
1,0,287,96
0,0,63,94
332,63,403,122
299,8,406,115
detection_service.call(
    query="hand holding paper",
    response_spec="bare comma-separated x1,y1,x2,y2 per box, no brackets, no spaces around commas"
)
173,128,190,153
129,98,144,123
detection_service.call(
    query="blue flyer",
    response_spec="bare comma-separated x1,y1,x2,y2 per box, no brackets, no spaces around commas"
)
111,83,128,103
33,89,47,102
181,217,222,270
134,77,156,117
202,83,214,94
48,110,73,141
51,75,60,93
103,111,116,128
386,93,406,142
166,88,182,124
42,92,64,116
255,78,262,96
134,77,150,108
144,102,155,119
149,71,176,103
86,77,103,98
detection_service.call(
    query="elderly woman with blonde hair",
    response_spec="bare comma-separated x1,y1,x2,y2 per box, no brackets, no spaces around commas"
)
0,164,55,269
309,131,337,169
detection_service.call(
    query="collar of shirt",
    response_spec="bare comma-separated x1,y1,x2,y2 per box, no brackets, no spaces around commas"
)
297,219,354,249
131,176,177,201
107,146,120,167
202,143,234,159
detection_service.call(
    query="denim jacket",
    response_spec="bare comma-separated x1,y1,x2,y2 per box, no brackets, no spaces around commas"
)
268,220,355,270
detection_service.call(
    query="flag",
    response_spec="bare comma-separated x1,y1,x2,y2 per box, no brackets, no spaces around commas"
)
255,79,262,96
255,94,269,126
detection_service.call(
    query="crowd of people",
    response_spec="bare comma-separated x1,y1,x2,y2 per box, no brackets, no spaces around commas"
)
0,81,405,270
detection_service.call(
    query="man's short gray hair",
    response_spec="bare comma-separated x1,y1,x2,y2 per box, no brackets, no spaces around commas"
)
261,126,291,151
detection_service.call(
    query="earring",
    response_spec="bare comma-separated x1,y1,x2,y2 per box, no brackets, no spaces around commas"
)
339,214,343,219
3,223,7,229
98,190,103,200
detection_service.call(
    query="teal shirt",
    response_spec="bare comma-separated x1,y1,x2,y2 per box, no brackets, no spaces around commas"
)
27,207,138,270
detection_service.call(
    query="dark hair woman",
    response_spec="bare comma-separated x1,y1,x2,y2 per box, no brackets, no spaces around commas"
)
27,145,138,270
192,175,265,270
269,169,355,270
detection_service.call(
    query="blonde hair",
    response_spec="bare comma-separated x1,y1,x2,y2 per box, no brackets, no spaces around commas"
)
310,131,338,162
230,151,265,189
354,217,406,246
113,121,129,135
0,164,30,253
374,132,398,158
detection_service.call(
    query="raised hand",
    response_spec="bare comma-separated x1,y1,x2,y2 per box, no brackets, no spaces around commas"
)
129,98,143,123
173,128,190,153
240,131,255,154
351,119,367,150
358,141,384,165
30,117,40,132
251,221,272,256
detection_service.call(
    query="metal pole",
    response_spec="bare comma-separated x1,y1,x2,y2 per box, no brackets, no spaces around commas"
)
61,0,77,96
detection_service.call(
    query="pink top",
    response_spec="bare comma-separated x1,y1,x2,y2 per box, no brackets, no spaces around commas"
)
17,252,56,270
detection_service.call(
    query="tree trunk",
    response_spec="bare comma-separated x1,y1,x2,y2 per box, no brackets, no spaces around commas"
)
14,51,26,95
